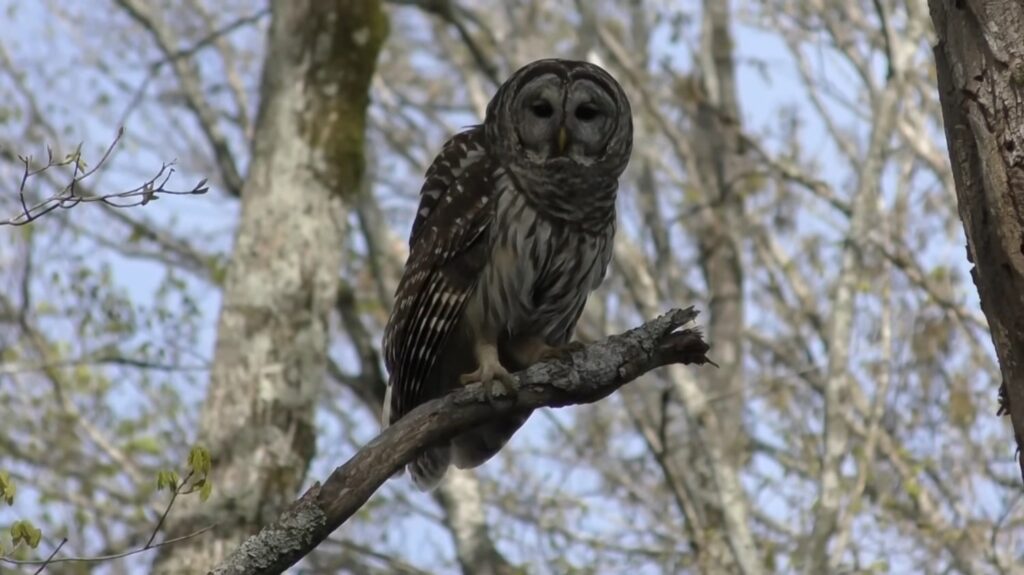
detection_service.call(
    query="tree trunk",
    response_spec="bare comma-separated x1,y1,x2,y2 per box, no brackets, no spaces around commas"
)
693,1,746,463
435,470,518,575
687,1,760,572
929,0,1024,478
150,1,387,572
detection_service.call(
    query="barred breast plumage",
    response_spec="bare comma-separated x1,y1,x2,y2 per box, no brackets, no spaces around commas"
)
466,171,614,348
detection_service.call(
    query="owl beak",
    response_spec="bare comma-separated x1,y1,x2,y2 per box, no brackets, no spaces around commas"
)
557,126,568,154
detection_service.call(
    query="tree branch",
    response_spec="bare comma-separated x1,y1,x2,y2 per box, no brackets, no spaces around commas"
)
210,307,712,575
1,128,209,226
112,0,246,197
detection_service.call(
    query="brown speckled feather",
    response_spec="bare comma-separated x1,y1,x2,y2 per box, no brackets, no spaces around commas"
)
382,127,495,425
407,128,487,247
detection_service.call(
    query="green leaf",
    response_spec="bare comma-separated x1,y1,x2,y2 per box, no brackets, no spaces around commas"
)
11,520,42,549
0,471,15,505
156,470,179,492
125,436,162,456
869,560,890,573
187,445,211,477
199,479,213,503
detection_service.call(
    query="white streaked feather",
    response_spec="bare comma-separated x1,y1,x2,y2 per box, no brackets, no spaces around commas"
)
466,180,615,345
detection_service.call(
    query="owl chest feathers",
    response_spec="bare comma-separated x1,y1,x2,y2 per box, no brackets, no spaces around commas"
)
465,171,614,345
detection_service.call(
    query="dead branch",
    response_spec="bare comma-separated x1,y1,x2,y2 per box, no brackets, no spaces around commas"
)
210,307,712,575
2,127,209,226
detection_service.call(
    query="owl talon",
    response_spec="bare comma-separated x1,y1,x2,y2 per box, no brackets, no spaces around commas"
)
484,372,518,405
538,341,586,362
460,363,518,406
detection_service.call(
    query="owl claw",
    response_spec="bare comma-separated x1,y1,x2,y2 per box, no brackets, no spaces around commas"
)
538,341,586,362
460,363,518,406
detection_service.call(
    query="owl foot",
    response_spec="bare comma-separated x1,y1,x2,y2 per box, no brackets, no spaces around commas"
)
460,358,518,406
538,341,587,362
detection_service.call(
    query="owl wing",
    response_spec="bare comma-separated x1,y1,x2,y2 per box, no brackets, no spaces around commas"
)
382,127,495,426
408,126,487,246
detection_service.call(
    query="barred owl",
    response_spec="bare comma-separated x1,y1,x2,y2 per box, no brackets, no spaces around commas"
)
382,58,633,490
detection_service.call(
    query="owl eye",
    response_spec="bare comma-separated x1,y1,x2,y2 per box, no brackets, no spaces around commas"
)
575,104,600,121
530,101,555,118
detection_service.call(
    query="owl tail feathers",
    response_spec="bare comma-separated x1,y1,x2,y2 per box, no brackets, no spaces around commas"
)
409,443,452,491
451,412,531,470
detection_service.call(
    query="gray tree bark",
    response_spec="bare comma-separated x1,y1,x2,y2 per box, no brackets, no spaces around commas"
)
150,1,387,572
693,0,746,461
929,0,1024,479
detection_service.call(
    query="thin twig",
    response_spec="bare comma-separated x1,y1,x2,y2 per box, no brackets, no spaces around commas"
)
0,454,207,569
146,470,195,549
872,0,895,80
2,128,209,226
0,525,216,567
149,9,269,68
32,538,67,575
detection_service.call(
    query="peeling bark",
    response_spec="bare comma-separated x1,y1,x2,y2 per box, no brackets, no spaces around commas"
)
149,2,387,572
929,0,1024,479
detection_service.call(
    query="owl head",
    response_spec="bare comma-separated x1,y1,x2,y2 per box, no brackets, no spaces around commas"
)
484,59,633,182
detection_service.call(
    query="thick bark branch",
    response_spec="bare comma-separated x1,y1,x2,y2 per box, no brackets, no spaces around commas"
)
209,307,711,575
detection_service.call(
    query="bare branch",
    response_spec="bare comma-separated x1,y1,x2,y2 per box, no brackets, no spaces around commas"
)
211,308,711,574
805,79,902,575
112,0,246,196
2,128,209,226
390,0,501,86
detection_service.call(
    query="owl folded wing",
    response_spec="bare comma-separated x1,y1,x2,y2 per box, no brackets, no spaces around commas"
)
382,131,498,426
